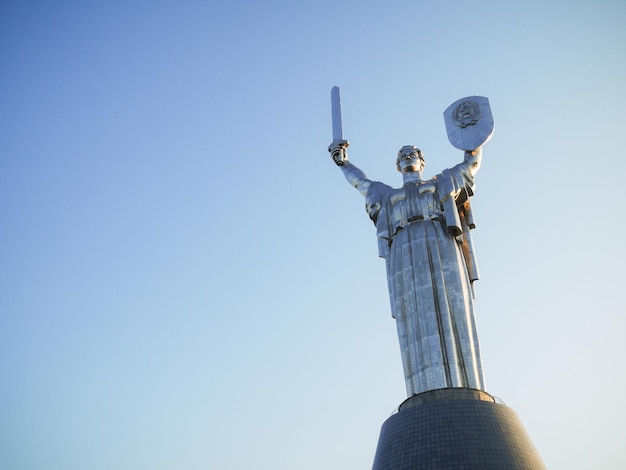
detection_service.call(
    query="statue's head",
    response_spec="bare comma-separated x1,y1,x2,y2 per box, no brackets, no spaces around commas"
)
396,145,425,173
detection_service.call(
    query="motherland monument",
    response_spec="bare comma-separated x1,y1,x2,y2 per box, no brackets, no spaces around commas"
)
327,87,546,469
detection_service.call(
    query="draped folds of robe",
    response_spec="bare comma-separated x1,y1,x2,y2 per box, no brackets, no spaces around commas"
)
365,160,485,396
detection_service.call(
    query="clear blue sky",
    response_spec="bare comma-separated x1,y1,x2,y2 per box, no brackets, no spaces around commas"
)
2,1,625,469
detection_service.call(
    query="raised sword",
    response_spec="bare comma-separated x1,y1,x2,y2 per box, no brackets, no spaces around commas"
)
331,86,344,143
330,86,349,164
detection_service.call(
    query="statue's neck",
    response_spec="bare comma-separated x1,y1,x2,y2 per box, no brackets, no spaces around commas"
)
403,171,423,184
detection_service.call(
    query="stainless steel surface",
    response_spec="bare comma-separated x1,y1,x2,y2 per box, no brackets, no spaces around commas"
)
443,96,494,151
331,86,343,142
330,97,493,396
329,86,349,165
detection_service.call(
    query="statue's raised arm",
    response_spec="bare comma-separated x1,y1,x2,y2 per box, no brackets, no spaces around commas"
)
328,141,372,197
463,147,482,176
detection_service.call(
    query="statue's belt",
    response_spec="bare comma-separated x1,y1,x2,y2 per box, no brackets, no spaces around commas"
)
394,214,444,235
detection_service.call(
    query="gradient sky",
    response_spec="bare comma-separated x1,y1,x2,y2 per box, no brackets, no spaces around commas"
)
2,1,625,469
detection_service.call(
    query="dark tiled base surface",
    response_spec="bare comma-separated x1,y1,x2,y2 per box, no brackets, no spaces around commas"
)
372,388,545,470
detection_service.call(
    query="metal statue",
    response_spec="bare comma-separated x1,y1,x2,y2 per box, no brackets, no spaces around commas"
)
328,87,494,396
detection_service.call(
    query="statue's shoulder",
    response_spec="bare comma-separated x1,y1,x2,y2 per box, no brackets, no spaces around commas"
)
367,180,395,199
365,181,395,225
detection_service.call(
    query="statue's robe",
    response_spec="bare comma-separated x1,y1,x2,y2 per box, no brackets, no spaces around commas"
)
365,160,485,395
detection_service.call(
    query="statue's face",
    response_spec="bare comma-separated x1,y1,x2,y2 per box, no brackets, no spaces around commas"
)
397,151,424,174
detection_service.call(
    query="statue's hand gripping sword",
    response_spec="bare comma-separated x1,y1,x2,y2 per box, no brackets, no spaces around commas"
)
329,86,349,165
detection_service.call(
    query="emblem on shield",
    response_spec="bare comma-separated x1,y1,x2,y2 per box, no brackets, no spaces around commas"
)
444,96,494,151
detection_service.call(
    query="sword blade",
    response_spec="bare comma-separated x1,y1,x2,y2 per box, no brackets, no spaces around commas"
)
331,86,343,142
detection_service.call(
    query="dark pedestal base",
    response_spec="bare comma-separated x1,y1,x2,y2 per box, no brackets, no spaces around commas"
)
372,388,545,470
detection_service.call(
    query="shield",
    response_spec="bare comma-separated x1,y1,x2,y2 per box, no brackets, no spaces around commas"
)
443,96,494,151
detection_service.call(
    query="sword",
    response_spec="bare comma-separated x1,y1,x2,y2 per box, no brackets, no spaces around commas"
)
330,86,349,164
331,86,344,142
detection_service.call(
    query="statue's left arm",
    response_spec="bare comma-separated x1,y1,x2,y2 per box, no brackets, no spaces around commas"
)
463,147,482,177
443,147,483,282
438,146,483,237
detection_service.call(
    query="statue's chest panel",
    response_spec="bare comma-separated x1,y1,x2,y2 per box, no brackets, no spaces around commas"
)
389,182,441,226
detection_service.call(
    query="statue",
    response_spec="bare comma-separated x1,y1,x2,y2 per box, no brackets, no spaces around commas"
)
328,88,493,396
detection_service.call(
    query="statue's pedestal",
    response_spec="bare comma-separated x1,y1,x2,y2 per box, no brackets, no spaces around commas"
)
372,388,545,470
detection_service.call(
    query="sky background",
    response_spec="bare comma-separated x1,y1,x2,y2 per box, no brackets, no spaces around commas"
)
1,1,625,469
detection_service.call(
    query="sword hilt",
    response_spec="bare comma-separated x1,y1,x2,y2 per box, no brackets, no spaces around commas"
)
328,139,350,166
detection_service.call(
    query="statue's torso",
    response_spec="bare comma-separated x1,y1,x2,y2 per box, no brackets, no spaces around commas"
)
385,179,444,236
